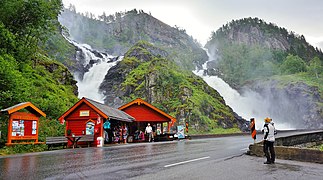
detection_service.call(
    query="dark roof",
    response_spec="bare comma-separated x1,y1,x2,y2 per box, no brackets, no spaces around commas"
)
85,98,134,122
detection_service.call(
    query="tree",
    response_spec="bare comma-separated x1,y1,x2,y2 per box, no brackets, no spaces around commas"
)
0,0,63,60
68,3,76,12
99,12,107,22
280,54,307,74
308,57,322,78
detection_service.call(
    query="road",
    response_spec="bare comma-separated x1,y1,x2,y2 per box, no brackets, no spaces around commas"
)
0,133,322,180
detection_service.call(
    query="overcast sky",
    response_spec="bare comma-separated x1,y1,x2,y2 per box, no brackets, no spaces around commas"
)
62,0,323,49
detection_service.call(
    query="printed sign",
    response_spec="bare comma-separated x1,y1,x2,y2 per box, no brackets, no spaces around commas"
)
177,125,185,139
11,120,26,136
86,122,95,135
163,122,168,133
32,121,37,135
80,110,90,117
157,123,161,135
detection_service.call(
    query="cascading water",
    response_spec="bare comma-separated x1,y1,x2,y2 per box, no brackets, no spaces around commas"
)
193,49,293,130
66,38,121,103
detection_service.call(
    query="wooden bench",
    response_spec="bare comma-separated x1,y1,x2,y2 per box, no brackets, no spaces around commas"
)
46,136,68,150
78,135,94,147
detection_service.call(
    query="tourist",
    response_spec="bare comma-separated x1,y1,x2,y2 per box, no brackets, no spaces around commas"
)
145,123,154,142
263,117,276,164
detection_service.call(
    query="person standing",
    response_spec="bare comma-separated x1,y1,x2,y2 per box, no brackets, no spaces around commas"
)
145,123,154,142
263,117,276,164
123,125,128,143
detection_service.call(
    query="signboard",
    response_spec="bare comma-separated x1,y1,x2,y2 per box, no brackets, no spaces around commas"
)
177,125,185,139
80,110,90,117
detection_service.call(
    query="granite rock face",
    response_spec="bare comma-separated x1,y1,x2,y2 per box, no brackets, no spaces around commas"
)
247,79,323,129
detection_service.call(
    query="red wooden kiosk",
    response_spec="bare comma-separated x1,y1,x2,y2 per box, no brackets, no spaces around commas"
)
58,97,134,147
119,98,176,142
1,102,46,145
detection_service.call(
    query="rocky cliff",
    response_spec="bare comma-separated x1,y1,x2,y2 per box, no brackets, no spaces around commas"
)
99,41,248,132
246,78,322,129
207,17,323,62
59,9,208,71
205,17,323,129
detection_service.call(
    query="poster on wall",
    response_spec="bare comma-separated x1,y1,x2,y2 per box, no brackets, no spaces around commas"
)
163,122,168,133
12,121,19,136
156,123,161,135
19,120,24,136
32,121,37,135
86,122,95,135
177,125,185,139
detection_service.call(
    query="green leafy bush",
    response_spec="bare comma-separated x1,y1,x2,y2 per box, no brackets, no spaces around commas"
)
280,54,307,74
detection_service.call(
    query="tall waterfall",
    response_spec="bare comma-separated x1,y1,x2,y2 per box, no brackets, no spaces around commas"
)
193,49,292,130
67,39,121,103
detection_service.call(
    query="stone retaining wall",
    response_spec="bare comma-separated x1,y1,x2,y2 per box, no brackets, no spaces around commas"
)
249,131,323,164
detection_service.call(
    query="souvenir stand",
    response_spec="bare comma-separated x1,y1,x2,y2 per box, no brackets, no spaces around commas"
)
58,97,134,147
119,98,176,142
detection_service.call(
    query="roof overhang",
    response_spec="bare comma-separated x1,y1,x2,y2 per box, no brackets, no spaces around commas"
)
119,98,176,124
1,102,46,117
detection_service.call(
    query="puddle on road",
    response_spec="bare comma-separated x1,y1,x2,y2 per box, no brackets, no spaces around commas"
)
265,163,301,174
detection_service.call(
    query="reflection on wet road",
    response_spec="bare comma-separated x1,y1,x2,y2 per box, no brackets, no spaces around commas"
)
0,136,252,179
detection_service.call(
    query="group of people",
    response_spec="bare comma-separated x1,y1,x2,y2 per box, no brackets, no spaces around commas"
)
103,120,128,143
133,123,154,142
103,121,155,143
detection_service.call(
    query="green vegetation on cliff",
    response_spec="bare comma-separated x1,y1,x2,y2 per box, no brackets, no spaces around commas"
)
0,0,78,152
205,17,323,128
102,41,244,133
206,17,323,92
59,8,207,71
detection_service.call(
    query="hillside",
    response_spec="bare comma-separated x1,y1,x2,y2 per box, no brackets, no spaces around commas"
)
205,17,323,87
99,41,247,132
205,17,323,128
58,8,208,71
0,0,78,148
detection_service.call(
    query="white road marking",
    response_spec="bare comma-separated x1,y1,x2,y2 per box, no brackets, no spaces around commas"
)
240,148,249,151
164,156,210,168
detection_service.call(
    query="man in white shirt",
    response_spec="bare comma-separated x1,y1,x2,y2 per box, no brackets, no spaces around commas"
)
263,117,276,164
145,123,154,142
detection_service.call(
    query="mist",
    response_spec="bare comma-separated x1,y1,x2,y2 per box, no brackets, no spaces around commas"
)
194,48,305,130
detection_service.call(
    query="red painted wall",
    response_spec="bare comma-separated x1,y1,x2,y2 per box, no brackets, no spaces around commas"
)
122,104,170,122
65,102,102,146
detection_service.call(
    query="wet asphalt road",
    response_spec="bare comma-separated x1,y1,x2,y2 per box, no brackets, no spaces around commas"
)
0,133,322,180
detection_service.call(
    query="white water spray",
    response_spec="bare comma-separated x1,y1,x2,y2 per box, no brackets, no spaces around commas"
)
193,49,292,130
66,38,121,103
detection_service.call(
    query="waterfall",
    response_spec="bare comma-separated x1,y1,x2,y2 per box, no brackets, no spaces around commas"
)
193,49,293,130
66,38,121,103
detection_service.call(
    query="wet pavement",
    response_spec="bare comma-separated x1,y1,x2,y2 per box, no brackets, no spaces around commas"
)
133,153,323,180
0,134,322,179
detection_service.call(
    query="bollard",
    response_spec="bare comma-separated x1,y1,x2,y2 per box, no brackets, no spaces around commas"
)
250,118,256,143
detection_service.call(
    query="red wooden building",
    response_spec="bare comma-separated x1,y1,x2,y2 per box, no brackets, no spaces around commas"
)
1,102,46,145
58,97,134,146
119,98,176,141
